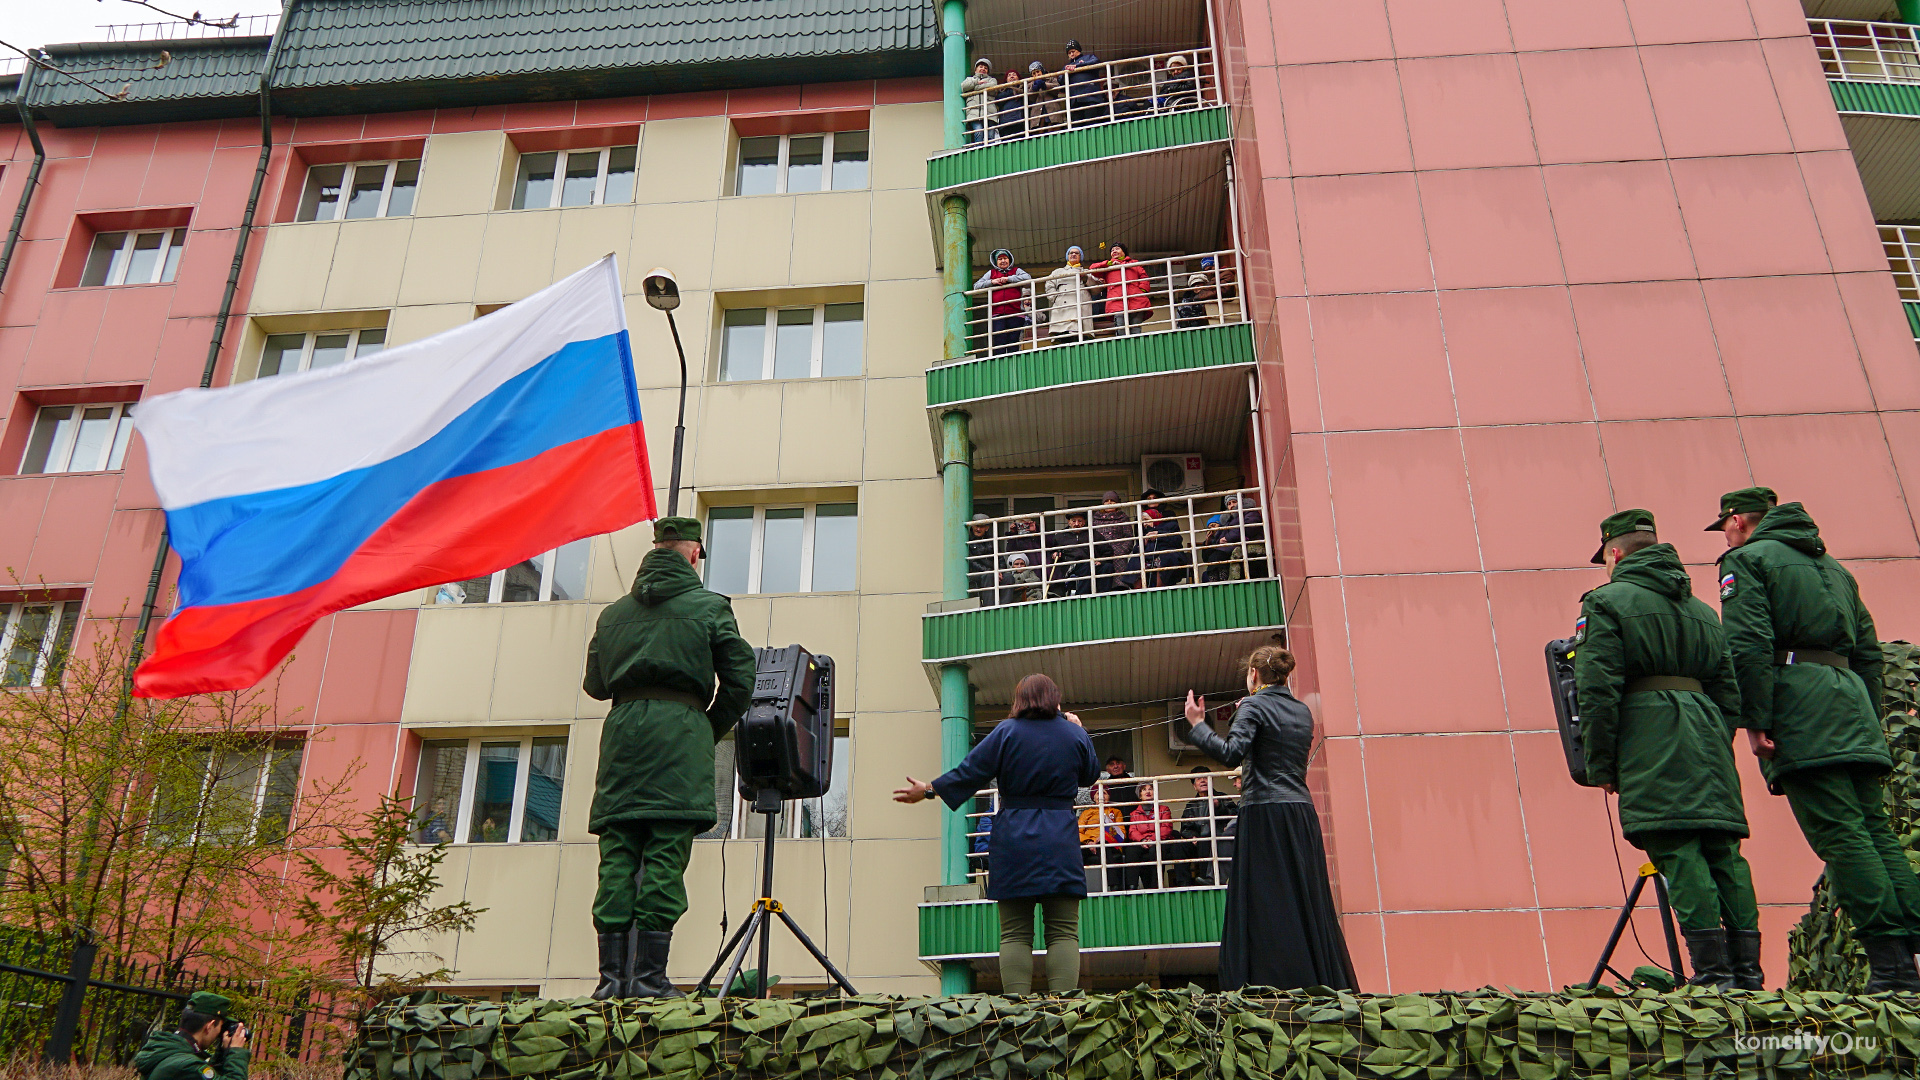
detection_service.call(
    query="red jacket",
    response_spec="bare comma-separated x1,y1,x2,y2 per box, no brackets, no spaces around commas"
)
1127,804,1172,842
1100,258,1151,314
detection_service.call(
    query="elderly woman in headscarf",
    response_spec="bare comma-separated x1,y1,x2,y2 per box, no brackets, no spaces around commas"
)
1027,61,1065,132
1000,552,1044,604
1097,243,1153,336
973,248,1032,356
1201,492,1264,581
991,68,1028,141
1157,54,1199,111
961,58,997,144
1045,246,1094,345
1090,490,1140,591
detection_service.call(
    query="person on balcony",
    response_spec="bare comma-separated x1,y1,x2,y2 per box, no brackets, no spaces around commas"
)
1158,54,1199,111
1122,782,1174,890
974,248,1032,356
1175,267,1214,329
1174,767,1238,887
1028,62,1065,133
961,59,997,144
1063,40,1107,126
895,674,1100,995
1004,513,1043,566
1143,491,1193,587
1182,647,1357,991
1000,552,1043,604
1201,492,1263,581
992,70,1028,142
1045,246,1094,344
1098,244,1153,335
1046,509,1093,597
1079,780,1127,892
1090,490,1138,591
967,513,998,606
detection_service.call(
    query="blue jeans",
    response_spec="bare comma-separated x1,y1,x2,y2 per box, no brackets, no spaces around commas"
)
966,119,984,144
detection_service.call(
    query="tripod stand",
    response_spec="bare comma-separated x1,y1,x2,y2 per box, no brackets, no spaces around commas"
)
697,788,857,998
1586,863,1686,989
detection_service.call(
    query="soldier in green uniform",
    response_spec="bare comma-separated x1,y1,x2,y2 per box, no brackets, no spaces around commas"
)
583,516,756,999
1574,510,1761,988
134,991,248,1080
1711,487,1920,991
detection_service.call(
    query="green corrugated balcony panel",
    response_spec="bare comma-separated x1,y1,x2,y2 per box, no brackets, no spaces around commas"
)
1905,301,1920,342
919,888,1228,969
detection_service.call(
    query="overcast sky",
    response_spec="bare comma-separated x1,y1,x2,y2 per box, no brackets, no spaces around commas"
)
4,1,283,53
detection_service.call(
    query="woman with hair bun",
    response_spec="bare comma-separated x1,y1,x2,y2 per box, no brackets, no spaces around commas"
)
1182,646,1356,990
896,673,1098,994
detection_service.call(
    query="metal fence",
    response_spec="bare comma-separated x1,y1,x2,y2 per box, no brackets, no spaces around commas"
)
101,14,280,42
959,248,1244,364
966,487,1268,607
962,48,1220,148
964,768,1240,892
1809,19,1920,84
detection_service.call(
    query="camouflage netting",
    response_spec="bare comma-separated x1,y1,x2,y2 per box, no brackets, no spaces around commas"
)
1787,642,1920,993
351,987,1920,1080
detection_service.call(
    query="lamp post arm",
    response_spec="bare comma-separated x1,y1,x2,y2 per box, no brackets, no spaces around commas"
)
664,310,689,518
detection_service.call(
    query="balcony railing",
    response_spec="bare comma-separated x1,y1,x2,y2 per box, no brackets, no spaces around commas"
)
963,768,1239,894
101,14,279,41
962,48,1220,150
956,248,1245,365
1811,19,1920,84
966,487,1268,606
1883,224,1920,301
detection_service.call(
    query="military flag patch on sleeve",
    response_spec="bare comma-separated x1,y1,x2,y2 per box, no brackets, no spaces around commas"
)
1572,615,1587,644
1720,573,1736,599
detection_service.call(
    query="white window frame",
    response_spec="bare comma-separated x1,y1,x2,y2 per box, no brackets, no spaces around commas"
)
152,739,305,846
733,131,868,195
19,402,136,475
432,540,592,605
256,327,387,378
510,146,637,210
706,503,859,595
705,727,851,839
420,734,568,845
0,601,79,688
298,159,421,222
82,228,186,286
719,303,864,381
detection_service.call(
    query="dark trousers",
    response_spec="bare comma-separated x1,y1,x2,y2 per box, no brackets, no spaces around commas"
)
593,820,699,932
1780,765,1920,939
1634,829,1759,932
990,315,1026,355
1120,844,1157,890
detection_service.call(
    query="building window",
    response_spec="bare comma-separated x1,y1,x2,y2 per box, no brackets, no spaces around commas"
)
705,503,857,595
1,601,79,688
297,160,421,221
699,729,851,839
719,303,863,381
151,739,305,845
258,328,387,378
80,229,185,287
411,735,569,845
432,539,592,605
19,403,135,475
511,147,637,210
735,131,869,195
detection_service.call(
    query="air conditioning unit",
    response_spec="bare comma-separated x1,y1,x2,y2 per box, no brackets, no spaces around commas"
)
1168,699,1235,753
1141,453,1205,496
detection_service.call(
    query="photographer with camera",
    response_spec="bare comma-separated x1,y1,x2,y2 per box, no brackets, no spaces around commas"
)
583,517,756,1000
1574,510,1759,989
135,992,248,1080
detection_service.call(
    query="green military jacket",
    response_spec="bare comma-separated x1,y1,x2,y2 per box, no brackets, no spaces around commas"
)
584,547,757,831
134,1031,248,1080
1717,503,1887,784
1573,544,1748,838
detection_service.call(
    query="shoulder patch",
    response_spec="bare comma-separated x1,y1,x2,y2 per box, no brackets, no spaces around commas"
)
1571,615,1587,644
1720,572,1736,600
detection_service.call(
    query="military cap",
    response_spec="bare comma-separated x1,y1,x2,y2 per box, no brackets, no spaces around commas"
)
186,991,232,1016
1705,486,1777,531
652,516,708,557
1591,508,1657,565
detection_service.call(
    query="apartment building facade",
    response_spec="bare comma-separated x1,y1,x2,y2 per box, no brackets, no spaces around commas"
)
4,0,1920,999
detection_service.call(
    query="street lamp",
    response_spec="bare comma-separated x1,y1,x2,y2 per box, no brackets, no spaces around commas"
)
642,267,688,518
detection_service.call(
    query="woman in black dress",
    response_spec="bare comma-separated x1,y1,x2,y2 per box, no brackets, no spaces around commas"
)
1182,646,1356,990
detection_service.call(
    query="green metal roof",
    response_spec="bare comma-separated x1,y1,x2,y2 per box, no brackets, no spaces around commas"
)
24,38,268,127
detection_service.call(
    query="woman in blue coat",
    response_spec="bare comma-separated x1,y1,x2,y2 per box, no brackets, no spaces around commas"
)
895,674,1099,993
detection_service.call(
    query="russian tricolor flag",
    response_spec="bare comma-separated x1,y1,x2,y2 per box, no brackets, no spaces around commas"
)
132,256,654,698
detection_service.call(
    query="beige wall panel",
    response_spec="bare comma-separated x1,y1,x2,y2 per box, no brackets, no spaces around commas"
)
449,843,562,982
396,215,487,307
852,479,942,595
765,593,858,706
553,204,637,282
845,838,940,977
586,530,641,603
386,303,474,345
628,292,713,391
724,595,776,648
630,201,719,292
862,278,942,376
490,603,596,720
247,223,337,314
692,382,782,486
559,717,600,843
854,591,941,713
667,841,858,983
353,587,429,611
673,837,780,981
381,845,471,979
635,117,729,205
848,710,942,839
776,379,864,484
418,130,510,217
322,217,413,310
474,212,561,303
868,189,937,283
710,197,796,290
870,102,944,191
861,379,939,482
402,605,505,722
543,842,602,986
632,386,696,489
788,190,871,284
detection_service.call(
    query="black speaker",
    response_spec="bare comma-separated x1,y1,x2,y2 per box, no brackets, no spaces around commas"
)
1545,637,1598,787
736,644,835,800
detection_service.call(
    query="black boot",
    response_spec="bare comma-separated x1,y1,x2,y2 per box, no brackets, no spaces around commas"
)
591,932,627,1000
1727,930,1764,991
1862,936,1920,992
625,930,685,999
1681,928,1734,989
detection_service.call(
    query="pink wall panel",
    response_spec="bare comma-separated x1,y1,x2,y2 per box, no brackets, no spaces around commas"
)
1437,287,1592,426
